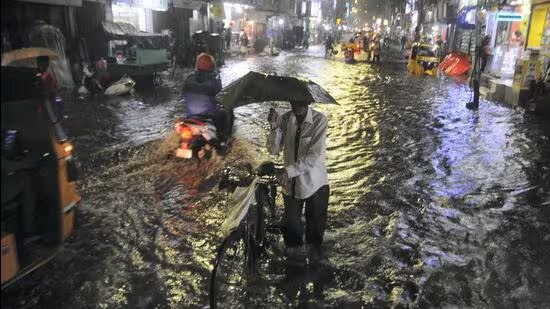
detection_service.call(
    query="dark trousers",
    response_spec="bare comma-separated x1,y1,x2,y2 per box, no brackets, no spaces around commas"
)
481,56,488,72
283,185,329,247
211,109,234,142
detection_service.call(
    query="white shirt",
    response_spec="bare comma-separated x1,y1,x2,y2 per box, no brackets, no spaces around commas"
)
267,107,329,199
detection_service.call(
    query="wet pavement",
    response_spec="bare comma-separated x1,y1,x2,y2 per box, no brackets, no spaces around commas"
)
2,45,550,308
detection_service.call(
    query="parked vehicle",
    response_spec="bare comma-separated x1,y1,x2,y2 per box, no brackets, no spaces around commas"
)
101,21,169,86
407,42,440,76
1,66,80,288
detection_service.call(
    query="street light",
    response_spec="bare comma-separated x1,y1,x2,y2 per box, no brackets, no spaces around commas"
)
279,18,284,25
234,3,242,13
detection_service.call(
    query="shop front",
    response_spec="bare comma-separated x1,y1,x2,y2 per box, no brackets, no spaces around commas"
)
112,0,170,33
221,2,261,48
511,0,550,90
485,4,528,79
525,0,550,78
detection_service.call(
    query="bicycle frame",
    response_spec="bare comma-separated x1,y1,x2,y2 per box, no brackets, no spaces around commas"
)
210,164,280,308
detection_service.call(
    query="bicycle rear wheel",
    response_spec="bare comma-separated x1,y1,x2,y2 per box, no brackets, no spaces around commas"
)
209,228,256,309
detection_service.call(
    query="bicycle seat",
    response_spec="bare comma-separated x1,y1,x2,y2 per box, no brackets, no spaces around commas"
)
187,114,214,123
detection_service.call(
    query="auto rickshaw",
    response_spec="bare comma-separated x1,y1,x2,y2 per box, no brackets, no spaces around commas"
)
407,42,441,76
1,66,80,288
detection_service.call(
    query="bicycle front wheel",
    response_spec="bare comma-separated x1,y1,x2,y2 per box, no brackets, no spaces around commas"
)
209,229,255,309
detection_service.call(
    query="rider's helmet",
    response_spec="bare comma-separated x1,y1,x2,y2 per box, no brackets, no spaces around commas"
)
196,52,215,72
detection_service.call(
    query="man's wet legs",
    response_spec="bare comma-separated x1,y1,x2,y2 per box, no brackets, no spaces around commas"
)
283,185,330,248
283,194,304,247
305,185,329,247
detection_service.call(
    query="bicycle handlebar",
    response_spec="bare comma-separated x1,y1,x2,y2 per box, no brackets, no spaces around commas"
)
218,161,282,191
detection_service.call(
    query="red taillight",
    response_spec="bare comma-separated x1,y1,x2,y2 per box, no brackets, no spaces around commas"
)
178,125,193,140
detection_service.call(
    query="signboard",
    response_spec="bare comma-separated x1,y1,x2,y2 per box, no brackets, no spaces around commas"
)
496,12,522,21
131,0,168,10
211,1,225,18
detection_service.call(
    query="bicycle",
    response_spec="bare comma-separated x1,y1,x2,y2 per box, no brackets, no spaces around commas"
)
209,161,281,308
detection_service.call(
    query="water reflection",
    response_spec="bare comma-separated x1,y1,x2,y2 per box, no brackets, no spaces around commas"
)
1,46,549,309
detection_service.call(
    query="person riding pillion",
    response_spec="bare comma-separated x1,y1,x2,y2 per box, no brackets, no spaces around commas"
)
267,101,330,261
182,53,232,143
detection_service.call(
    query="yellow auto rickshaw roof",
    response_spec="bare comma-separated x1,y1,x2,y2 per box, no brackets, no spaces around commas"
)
413,42,436,49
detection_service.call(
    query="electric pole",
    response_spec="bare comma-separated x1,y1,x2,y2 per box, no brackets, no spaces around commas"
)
415,0,424,41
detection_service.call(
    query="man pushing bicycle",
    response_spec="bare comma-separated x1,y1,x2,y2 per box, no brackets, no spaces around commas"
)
267,101,330,264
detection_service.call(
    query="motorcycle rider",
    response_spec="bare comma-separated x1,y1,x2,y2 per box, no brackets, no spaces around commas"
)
182,52,232,146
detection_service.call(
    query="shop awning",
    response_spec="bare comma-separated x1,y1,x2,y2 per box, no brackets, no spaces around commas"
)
457,6,476,30
173,0,203,10
18,0,82,6
102,21,168,48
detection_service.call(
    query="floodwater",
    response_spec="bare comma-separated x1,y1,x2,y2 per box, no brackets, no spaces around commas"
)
2,46,549,309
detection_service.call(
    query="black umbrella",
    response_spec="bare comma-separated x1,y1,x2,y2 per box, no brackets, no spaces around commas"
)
216,71,338,110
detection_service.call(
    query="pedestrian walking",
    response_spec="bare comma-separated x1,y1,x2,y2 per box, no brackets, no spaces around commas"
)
239,29,249,56
401,35,407,51
225,26,232,50
370,37,381,63
363,34,370,53
480,35,492,73
324,35,335,58
266,101,330,263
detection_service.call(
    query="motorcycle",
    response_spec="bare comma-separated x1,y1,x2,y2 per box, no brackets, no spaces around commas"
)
173,115,223,160
344,47,355,64
78,64,103,95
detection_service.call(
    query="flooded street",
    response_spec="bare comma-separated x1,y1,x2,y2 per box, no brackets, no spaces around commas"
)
2,46,549,308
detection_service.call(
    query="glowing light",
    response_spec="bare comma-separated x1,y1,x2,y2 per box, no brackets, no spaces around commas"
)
64,144,74,153
278,18,284,25
175,148,193,159
176,124,193,141
234,3,242,13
